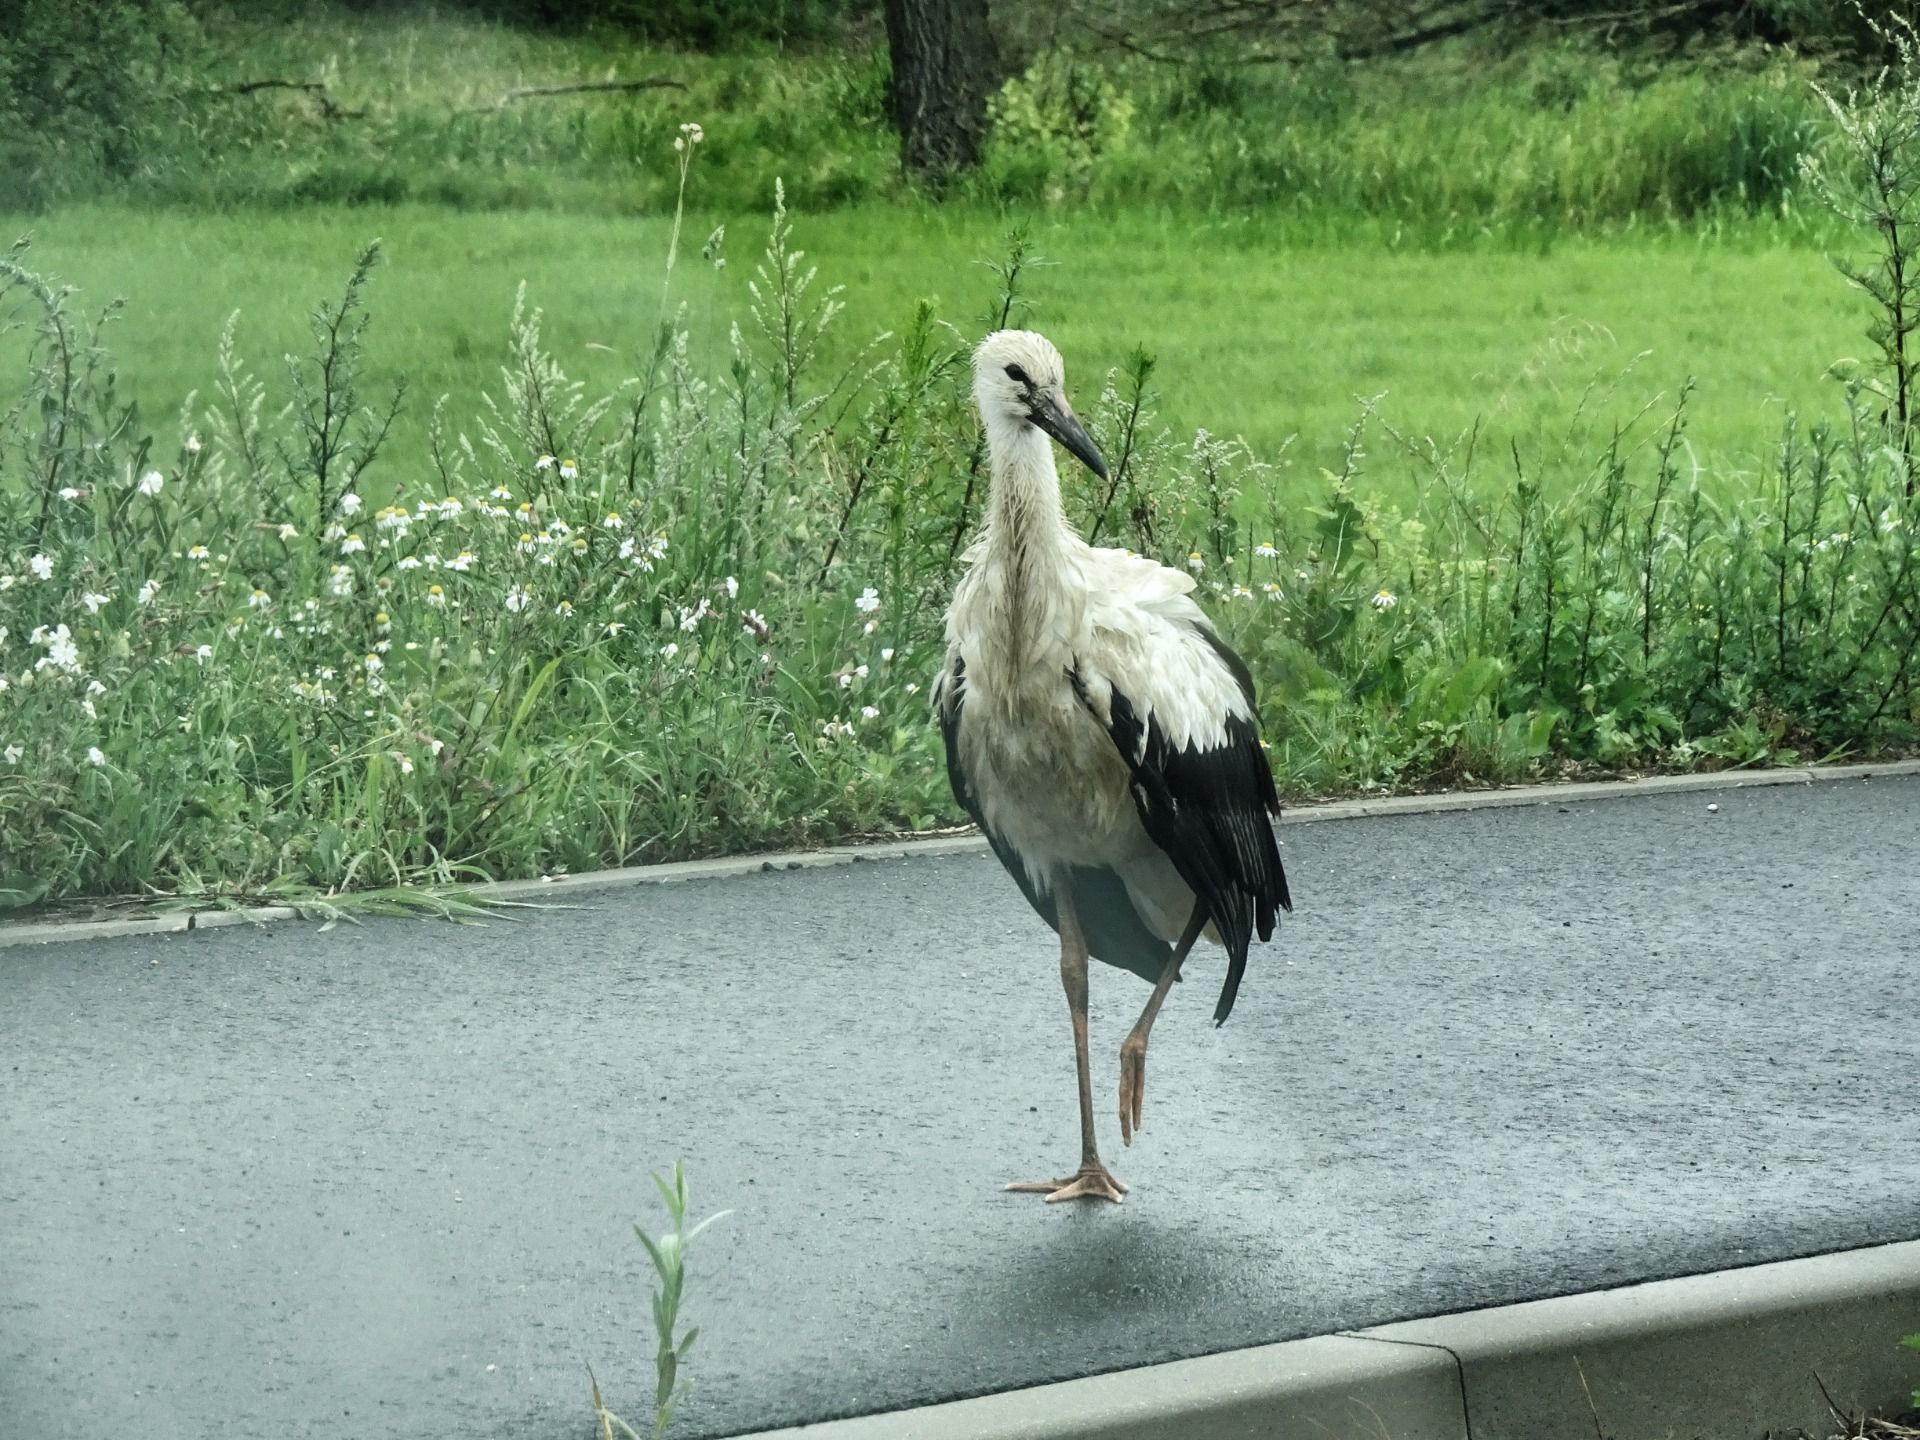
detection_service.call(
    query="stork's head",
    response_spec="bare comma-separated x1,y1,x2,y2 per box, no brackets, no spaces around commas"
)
972,330,1109,481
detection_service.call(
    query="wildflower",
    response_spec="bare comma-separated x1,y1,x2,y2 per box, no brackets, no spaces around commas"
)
881,647,895,663
855,586,880,613
1371,589,1398,610
324,523,347,542
559,459,579,479
680,121,704,145
742,609,769,640
660,641,680,660
81,591,110,614
1187,552,1205,573
29,554,53,581
398,555,422,571
905,682,921,696
1254,541,1279,559
194,644,212,663
364,653,383,673
86,747,106,767
340,533,365,556
2,744,18,764
677,602,709,633
647,535,669,561
491,486,514,501
838,672,853,689
605,621,626,637
278,523,299,541
504,585,531,614
328,565,353,597
59,486,81,502
860,705,880,721
86,679,105,697
446,552,475,573
517,533,538,555
603,512,624,530
376,506,409,532
820,719,855,740
137,471,164,497
1263,582,1282,602
547,519,572,539
535,455,556,471
339,493,364,516
248,587,272,609
863,621,877,636
0,576,13,591
184,544,210,564
554,599,574,617
391,752,414,775
36,625,79,672
82,698,97,720
1231,584,1253,600
570,538,588,556
185,435,202,454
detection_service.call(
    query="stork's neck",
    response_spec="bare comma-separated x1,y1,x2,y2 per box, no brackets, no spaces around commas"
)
979,418,1080,675
984,418,1073,560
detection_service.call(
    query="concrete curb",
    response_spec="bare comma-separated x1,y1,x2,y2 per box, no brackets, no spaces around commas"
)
5,759,1918,949
731,1240,1920,1440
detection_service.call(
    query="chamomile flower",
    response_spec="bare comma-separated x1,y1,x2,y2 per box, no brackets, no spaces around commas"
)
605,621,626,637
137,471,164,497
363,653,383,673
1371,589,1398,610
603,512,624,529
328,565,354,597
1187,552,1205,572
904,682,921,696
339,533,365,555
558,459,578,479
554,599,574,618
535,454,556,471
491,486,515,502
398,555,423,571
504,584,531,614
248,587,272,609
1254,541,1279,559
446,552,475,572
437,497,464,520
1263,582,1282,602
517,533,538,555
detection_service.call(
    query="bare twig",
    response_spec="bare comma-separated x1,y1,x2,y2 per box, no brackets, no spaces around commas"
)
471,78,685,112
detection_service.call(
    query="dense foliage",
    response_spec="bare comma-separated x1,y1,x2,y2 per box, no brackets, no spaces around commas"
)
1,180,1915,905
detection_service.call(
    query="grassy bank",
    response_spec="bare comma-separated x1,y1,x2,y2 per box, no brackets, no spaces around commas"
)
1,199,1915,907
0,200,1864,491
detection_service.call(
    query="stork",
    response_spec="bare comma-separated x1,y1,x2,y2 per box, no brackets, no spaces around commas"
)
935,330,1292,1205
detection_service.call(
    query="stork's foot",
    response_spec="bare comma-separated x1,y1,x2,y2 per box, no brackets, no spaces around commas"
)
1119,1034,1150,1147
1005,1162,1128,1204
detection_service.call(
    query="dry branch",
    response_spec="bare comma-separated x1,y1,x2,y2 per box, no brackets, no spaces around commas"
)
471,78,685,112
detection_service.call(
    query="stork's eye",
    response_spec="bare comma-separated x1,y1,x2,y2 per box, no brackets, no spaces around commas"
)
1004,364,1032,386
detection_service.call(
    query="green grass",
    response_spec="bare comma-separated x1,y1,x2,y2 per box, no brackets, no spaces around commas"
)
1,199,1871,500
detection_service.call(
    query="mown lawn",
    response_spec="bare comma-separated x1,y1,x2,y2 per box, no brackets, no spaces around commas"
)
4,200,1866,501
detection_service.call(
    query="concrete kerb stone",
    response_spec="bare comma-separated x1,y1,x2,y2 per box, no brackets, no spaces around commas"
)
5,759,1918,947
730,1332,1469,1440
1357,1238,1920,1440
728,1241,1920,1440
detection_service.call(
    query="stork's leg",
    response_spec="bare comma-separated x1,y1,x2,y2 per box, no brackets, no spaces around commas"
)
1119,901,1208,1147
1005,880,1127,1204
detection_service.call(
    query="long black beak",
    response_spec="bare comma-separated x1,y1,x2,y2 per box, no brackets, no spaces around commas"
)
1029,389,1109,481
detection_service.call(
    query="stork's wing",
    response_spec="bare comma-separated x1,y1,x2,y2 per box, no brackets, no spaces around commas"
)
1070,563,1291,1023
935,653,1174,984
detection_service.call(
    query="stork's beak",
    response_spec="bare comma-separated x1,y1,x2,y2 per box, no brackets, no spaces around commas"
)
1029,389,1109,482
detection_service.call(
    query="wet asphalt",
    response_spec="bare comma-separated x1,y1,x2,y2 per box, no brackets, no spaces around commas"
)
3,775,1918,1439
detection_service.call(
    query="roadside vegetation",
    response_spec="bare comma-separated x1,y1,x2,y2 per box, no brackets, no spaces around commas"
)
2,2,1918,907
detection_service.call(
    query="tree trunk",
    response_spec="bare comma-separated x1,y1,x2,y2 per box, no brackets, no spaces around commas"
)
883,0,995,181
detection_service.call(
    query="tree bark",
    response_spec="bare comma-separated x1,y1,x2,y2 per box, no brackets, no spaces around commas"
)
884,0,996,181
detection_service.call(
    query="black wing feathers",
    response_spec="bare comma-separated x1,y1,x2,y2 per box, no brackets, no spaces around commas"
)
1073,625,1290,1026
940,657,1173,985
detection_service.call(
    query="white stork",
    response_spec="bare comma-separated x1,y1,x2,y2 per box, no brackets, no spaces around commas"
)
935,330,1292,1205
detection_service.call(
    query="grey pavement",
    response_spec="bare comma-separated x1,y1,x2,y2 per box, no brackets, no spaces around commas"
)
3,775,1918,1439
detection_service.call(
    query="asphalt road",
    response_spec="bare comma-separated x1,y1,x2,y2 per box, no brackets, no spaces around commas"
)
4,776,1918,1440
